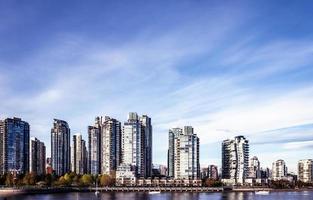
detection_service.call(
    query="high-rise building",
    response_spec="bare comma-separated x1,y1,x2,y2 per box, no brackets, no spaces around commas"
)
140,115,152,178
167,128,182,178
71,134,87,174
30,137,46,175
298,159,313,183
272,159,287,180
208,165,219,180
88,117,102,175
121,112,152,178
222,136,249,185
0,117,30,175
201,167,209,179
248,156,261,179
167,126,200,180
51,119,70,176
101,116,122,175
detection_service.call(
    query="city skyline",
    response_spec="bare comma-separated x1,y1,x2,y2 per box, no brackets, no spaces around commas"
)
1,1,313,173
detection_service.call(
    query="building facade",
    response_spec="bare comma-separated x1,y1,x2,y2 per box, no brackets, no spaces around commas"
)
51,119,71,176
30,137,46,175
0,117,30,175
167,126,200,180
101,116,122,175
168,128,182,178
222,136,249,185
271,159,287,181
88,117,102,175
121,112,152,178
208,165,219,180
298,159,313,183
248,156,261,179
71,134,87,174
140,115,152,178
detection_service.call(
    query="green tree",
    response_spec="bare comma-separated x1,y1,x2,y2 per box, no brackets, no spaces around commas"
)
22,173,37,185
56,176,69,186
80,174,93,186
5,173,13,186
100,174,115,187
64,173,72,185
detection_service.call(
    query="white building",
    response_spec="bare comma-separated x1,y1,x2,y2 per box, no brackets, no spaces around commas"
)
168,126,200,180
115,163,137,186
298,159,313,183
121,112,152,178
222,136,249,185
272,159,287,180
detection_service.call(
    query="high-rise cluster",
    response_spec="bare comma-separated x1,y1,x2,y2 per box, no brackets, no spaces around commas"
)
2,115,313,187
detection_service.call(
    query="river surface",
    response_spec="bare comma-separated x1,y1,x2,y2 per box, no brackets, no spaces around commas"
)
0,191,312,200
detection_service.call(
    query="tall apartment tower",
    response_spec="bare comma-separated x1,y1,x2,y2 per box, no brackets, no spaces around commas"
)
0,117,30,175
51,119,71,176
88,117,102,175
167,126,200,180
30,137,46,175
168,128,183,177
139,115,152,177
222,135,249,185
298,159,313,183
71,134,87,174
101,116,122,175
271,159,288,180
121,112,152,178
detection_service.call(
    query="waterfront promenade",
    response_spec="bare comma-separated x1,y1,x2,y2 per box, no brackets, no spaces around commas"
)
0,186,277,195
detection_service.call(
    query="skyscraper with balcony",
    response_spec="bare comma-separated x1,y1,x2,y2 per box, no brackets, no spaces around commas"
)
222,135,249,185
121,112,152,178
167,126,200,180
30,137,46,175
88,117,102,175
71,134,87,174
0,117,30,175
101,116,122,175
298,159,313,183
51,119,70,176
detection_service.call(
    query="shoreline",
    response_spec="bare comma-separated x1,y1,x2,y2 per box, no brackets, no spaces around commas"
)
0,187,313,196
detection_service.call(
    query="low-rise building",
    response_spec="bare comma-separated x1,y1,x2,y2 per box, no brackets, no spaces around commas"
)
115,164,137,186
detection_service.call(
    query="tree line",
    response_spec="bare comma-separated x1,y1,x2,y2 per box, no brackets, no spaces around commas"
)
0,172,115,187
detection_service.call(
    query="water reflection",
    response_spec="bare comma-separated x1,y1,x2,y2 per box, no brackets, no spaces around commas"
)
1,191,313,200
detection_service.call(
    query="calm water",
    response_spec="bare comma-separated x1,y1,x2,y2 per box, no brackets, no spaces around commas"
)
1,191,312,200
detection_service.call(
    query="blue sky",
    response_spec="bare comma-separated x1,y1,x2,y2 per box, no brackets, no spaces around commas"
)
1,0,313,173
